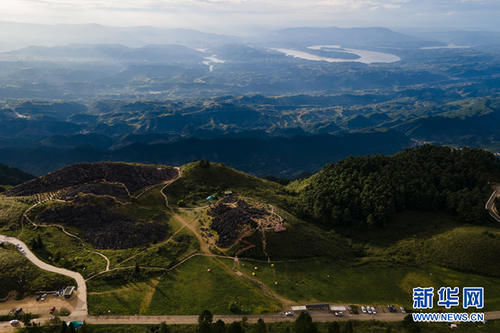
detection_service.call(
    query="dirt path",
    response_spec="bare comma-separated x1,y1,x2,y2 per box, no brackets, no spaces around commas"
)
22,200,111,274
0,234,88,317
486,184,500,222
139,278,161,314
92,251,110,271
171,212,210,254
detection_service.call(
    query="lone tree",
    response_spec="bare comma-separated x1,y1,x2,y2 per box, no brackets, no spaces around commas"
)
213,319,226,333
343,321,353,333
228,321,244,333
159,322,170,333
198,310,213,333
403,314,421,333
294,312,317,333
199,310,213,325
255,318,267,333
327,322,340,333
199,160,211,169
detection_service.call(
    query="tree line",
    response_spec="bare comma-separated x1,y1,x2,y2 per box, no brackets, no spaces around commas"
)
16,309,423,333
295,145,500,227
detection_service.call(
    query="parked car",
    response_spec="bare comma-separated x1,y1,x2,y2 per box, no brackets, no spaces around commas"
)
14,308,23,315
361,306,367,313
334,312,344,317
367,307,372,314
50,306,56,314
400,306,406,313
284,311,294,317
371,307,377,314
10,320,20,327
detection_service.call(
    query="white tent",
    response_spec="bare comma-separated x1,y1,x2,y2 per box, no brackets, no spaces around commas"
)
291,306,307,311
329,305,347,311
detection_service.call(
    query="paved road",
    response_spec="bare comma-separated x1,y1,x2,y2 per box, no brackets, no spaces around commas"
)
485,184,500,222
1,310,499,331
0,235,88,317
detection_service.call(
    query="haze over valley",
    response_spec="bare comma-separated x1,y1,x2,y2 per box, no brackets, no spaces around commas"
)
1,1,500,332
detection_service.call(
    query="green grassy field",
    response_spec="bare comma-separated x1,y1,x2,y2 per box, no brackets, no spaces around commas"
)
89,256,282,315
148,256,281,315
88,276,162,315
0,195,30,234
16,226,107,279
164,162,287,208
239,259,500,311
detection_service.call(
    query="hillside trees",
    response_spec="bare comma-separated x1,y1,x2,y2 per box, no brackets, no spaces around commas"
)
296,145,500,227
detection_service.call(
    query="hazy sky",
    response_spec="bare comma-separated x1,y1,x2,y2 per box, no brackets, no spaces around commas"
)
1,0,499,33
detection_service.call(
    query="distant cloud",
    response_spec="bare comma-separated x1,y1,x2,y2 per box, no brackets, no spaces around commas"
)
0,0,499,32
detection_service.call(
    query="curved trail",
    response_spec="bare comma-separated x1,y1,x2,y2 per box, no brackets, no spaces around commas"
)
486,184,500,222
22,200,111,273
0,234,88,317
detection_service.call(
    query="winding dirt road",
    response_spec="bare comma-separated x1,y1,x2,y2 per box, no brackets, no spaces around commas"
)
0,235,87,317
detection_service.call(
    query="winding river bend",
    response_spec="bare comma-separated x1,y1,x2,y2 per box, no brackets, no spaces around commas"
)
271,45,401,64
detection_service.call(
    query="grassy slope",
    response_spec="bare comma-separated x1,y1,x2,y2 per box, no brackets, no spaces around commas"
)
164,162,288,207
0,163,34,186
0,245,74,298
148,256,282,315
17,226,107,279
0,195,29,234
239,259,500,310
89,256,282,315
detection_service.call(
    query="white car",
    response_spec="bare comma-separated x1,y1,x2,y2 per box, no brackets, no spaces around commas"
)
371,307,377,314
361,306,367,313
367,307,372,314
284,311,294,317
10,320,20,327
334,312,344,317
400,306,406,313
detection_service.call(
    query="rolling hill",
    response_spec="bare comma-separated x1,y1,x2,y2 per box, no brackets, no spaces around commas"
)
0,163,34,187
1,146,500,317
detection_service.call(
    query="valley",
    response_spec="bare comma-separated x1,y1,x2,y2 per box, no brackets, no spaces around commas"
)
0,21,499,333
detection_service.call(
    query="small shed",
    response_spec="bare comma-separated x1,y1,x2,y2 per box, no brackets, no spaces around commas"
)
63,286,75,299
329,305,347,312
291,306,307,312
306,304,330,311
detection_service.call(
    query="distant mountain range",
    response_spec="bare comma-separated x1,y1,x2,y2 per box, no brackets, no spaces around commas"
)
261,27,440,49
0,22,239,51
0,44,204,63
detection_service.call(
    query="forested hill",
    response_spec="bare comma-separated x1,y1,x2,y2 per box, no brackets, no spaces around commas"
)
294,145,500,226
0,163,34,188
